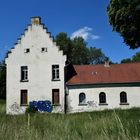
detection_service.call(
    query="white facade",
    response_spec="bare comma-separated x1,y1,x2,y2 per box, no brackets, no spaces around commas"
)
5,17,140,114
5,17,66,114
67,85,140,113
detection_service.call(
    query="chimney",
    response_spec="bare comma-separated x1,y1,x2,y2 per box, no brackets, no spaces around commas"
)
31,17,41,25
104,61,110,67
104,57,110,67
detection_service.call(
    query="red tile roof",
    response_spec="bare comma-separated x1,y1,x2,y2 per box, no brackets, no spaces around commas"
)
67,63,140,85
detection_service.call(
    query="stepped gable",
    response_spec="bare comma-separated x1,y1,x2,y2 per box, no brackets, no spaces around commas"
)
67,63,140,85
5,17,57,59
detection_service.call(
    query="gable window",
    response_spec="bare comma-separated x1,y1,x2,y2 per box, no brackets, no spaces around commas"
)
24,48,30,53
41,48,47,52
20,90,28,105
52,65,60,81
52,89,60,105
79,93,86,105
120,92,128,104
21,66,28,82
99,92,107,104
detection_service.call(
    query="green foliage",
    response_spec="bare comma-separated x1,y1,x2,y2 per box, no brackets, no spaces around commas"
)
132,52,140,62
71,37,90,64
55,32,107,64
25,106,37,114
0,61,6,99
0,99,6,114
55,32,73,60
121,51,140,63
107,0,140,49
89,47,106,64
121,58,132,63
0,100,140,140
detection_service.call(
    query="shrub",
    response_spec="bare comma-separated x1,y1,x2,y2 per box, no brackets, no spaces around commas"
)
25,106,37,114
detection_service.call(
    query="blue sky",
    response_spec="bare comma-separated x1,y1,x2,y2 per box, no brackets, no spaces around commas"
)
0,0,140,63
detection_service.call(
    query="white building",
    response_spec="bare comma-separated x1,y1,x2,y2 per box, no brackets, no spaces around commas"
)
66,64,140,113
5,17,140,114
5,17,66,114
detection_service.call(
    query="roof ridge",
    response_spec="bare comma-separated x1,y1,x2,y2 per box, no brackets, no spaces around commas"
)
74,62,140,67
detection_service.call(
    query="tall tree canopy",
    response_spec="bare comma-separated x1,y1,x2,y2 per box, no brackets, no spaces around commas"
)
55,32,73,60
55,32,108,65
71,37,89,64
89,47,106,64
107,0,140,49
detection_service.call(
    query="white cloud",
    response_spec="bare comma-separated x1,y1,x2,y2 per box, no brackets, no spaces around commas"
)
71,26,100,40
91,35,100,40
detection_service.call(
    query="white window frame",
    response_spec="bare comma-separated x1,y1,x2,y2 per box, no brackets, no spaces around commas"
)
79,93,86,104
52,65,60,81
99,92,106,104
120,92,128,104
21,66,28,82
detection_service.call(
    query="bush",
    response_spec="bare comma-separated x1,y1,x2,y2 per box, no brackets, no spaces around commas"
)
25,106,38,114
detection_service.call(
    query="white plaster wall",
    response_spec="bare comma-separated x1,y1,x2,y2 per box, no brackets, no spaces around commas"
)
67,86,140,113
5,19,66,114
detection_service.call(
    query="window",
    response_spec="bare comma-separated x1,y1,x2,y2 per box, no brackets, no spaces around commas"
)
120,92,127,104
52,65,60,81
99,92,106,104
41,48,47,52
21,66,28,81
20,90,28,105
24,48,30,53
79,93,86,104
52,89,60,105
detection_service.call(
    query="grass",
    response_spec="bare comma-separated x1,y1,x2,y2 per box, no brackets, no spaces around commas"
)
0,100,140,140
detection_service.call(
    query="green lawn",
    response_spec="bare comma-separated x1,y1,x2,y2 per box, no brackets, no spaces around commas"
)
0,100,140,140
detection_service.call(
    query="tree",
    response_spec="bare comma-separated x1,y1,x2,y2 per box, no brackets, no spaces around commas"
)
107,0,140,49
132,52,140,62
89,47,106,64
121,58,132,63
71,37,90,64
55,32,73,61
120,51,140,63
0,61,6,99
55,32,110,65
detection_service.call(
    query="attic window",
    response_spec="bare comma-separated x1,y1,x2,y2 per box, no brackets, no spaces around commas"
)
92,71,97,75
24,48,30,53
41,48,47,52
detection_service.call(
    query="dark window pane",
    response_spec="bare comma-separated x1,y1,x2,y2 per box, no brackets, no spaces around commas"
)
41,48,47,52
24,49,30,53
21,90,28,105
120,92,127,103
52,89,60,104
21,71,24,80
99,92,106,103
79,93,86,104
21,66,28,81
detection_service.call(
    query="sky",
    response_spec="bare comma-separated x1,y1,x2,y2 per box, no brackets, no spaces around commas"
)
0,0,140,63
